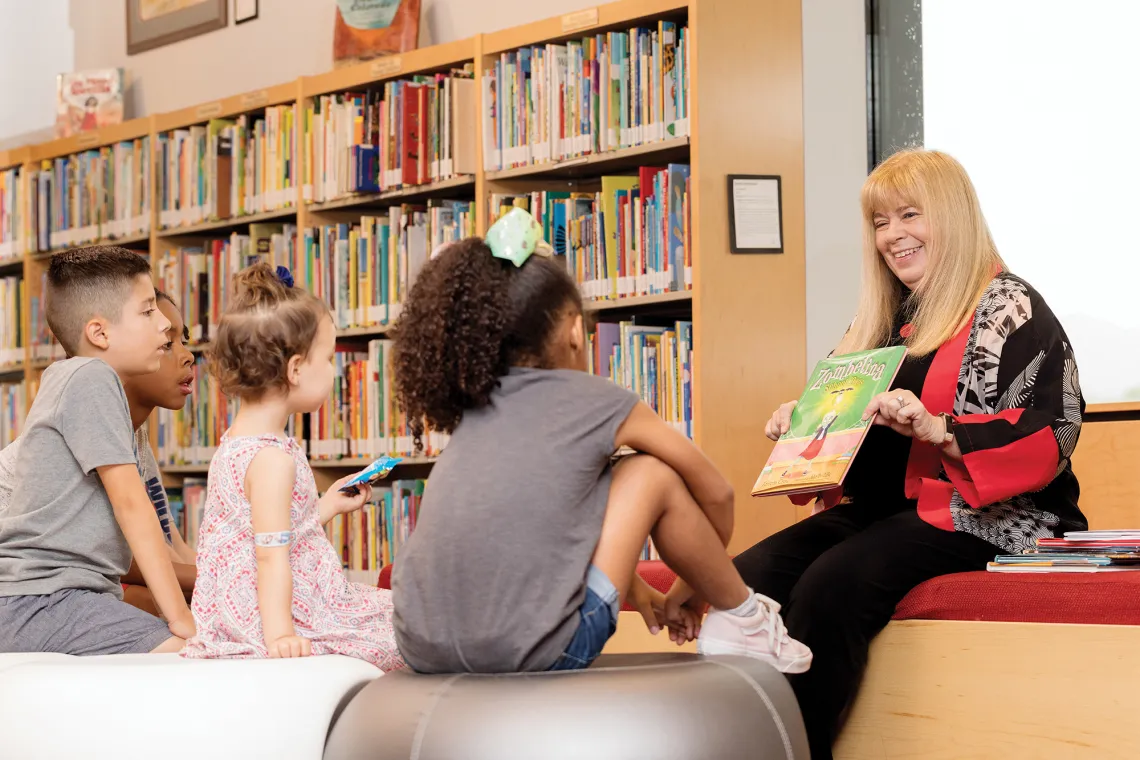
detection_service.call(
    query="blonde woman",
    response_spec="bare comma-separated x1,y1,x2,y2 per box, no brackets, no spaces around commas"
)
733,149,1087,759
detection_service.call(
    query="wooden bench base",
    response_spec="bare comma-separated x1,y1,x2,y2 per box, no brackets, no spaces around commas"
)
603,611,1140,758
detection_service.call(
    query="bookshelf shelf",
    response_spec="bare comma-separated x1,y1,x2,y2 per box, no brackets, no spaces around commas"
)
309,456,438,469
32,232,151,261
157,208,297,238
155,82,298,133
30,359,54,371
485,137,690,182
31,117,152,162
335,325,393,339
160,464,209,475
302,37,477,98
584,291,693,313
0,258,21,275
306,176,476,213
0,365,27,379
482,0,688,55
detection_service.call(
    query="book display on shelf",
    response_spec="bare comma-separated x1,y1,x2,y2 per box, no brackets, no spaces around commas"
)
0,380,25,448
327,478,425,573
302,65,477,204
1,0,809,557
26,136,151,253
157,105,296,231
55,69,125,139
481,21,689,173
0,276,23,370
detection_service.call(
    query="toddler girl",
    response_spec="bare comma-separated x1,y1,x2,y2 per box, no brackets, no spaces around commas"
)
181,263,404,670
389,208,812,674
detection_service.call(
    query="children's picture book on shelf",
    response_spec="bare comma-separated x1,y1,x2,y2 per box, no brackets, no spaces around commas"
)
55,69,125,138
333,0,420,67
751,346,907,498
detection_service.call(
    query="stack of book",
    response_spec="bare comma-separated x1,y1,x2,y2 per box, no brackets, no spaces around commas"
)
155,224,290,347
590,319,693,439
0,276,23,369
308,340,448,461
489,164,691,301
158,108,296,229
482,23,690,171
988,530,1140,573
303,67,477,203
0,381,24,448
26,138,151,252
0,166,20,262
326,478,426,572
294,203,472,332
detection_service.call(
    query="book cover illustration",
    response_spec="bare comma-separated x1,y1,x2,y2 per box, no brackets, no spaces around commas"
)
333,0,421,67
55,69,125,138
752,346,907,498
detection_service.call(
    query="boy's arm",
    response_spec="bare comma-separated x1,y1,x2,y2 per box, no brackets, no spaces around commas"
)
122,555,195,599
614,401,735,545
247,447,308,657
99,464,194,636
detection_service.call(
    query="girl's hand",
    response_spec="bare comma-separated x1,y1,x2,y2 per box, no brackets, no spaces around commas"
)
318,476,373,524
268,634,312,659
765,401,798,441
863,390,946,445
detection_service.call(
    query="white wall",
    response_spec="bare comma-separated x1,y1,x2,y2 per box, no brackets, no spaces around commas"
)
0,0,74,149
801,0,867,369
68,0,599,118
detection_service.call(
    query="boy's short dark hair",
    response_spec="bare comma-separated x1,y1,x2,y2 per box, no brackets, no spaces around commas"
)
46,246,153,356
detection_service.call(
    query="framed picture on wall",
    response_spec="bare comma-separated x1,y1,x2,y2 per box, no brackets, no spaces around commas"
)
126,0,228,55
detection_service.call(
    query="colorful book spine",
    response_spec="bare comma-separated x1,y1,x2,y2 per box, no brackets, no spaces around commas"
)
302,67,477,203
28,272,66,364
296,203,472,331
0,167,21,261
0,381,24,448
26,138,151,252
158,107,296,229
325,478,426,571
489,166,692,301
308,339,448,460
481,23,690,171
0,276,23,369
167,477,208,551
589,319,693,438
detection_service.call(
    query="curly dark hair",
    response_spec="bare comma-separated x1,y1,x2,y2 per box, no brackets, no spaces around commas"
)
392,236,582,446
206,262,329,401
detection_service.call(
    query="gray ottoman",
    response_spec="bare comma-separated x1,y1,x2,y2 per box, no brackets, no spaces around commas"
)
323,653,808,760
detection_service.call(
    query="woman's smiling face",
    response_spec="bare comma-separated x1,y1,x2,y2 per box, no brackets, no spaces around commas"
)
873,203,929,288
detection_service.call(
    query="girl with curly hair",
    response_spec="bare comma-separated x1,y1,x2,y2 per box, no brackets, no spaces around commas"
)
389,208,811,674
181,262,405,671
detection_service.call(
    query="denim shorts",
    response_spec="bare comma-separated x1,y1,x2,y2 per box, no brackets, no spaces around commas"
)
547,565,620,671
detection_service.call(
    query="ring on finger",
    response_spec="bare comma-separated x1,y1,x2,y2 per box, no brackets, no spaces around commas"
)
895,394,906,407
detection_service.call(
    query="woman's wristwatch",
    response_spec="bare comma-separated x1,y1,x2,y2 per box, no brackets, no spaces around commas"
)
936,412,956,448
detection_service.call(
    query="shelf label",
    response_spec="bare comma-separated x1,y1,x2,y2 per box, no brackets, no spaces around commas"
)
561,8,599,33
75,132,101,148
196,101,224,119
239,89,269,109
370,56,403,78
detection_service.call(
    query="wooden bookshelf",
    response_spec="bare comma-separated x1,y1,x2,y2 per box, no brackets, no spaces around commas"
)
0,0,808,554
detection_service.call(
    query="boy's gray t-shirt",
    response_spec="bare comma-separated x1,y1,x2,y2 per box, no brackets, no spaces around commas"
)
0,358,139,599
392,367,640,673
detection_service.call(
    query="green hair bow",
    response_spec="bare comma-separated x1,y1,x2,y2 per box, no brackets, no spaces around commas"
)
485,207,554,267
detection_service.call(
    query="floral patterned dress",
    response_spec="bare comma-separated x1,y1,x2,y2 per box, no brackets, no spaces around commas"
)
182,433,406,671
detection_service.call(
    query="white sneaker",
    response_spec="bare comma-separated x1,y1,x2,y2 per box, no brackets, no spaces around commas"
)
696,593,813,674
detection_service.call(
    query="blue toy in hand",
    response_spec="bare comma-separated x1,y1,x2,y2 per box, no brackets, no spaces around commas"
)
338,455,403,495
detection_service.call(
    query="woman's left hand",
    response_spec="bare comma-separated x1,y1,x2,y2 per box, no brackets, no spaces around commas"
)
863,389,946,446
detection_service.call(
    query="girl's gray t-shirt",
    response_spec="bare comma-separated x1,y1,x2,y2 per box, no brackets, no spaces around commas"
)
392,367,639,673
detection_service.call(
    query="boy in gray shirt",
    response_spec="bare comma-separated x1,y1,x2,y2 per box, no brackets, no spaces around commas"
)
0,247,195,655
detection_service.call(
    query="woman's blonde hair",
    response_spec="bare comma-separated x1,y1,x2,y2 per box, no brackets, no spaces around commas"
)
836,149,1005,357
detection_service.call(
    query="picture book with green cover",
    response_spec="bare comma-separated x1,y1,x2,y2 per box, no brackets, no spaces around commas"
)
752,346,907,498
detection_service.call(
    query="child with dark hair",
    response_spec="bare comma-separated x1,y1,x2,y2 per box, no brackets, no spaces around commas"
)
390,208,812,674
182,263,405,670
0,246,192,655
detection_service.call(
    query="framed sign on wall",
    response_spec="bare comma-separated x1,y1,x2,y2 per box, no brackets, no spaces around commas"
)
126,0,228,55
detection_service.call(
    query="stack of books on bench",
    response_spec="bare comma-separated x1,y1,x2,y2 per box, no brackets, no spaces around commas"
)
988,530,1140,573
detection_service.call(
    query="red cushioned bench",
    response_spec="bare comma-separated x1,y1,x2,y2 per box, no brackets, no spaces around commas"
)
377,561,1140,625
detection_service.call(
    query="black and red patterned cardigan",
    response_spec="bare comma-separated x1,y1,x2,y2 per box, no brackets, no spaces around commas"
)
809,272,1087,554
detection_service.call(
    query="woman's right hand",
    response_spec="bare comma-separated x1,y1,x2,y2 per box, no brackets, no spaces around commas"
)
764,401,798,441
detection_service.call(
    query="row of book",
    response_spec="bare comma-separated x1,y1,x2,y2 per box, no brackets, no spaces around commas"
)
0,381,24,449
310,339,448,461
327,479,425,571
303,68,477,203
590,319,693,438
0,168,20,262
291,202,473,331
27,272,67,364
489,163,692,300
0,277,23,368
168,478,206,552
158,107,296,230
483,22,690,172
25,138,151,253
988,530,1140,573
